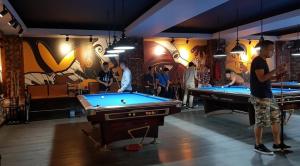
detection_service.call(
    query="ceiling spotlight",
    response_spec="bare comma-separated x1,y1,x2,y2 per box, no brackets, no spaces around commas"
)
66,35,69,42
8,18,17,27
12,22,19,29
89,35,93,42
0,6,8,18
170,37,175,44
18,28,23,35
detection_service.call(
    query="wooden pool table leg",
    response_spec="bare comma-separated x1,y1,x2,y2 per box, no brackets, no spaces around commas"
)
150,126,160,144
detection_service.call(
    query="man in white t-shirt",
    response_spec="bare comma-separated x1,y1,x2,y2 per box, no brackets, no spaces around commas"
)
183,62,198,108
118,61,132,93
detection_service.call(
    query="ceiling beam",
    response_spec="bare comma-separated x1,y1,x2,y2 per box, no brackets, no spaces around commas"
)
214,9,300,40
24,28,122,37
279,32,299,41
126,0,229,37
240,35,278,41
155,32,212,39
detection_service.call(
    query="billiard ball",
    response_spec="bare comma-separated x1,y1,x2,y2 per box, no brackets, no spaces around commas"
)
101,96,104,99
121,99,126,104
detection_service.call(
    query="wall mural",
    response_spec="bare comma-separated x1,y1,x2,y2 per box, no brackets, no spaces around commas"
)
23,37,121,88
143,39,209,84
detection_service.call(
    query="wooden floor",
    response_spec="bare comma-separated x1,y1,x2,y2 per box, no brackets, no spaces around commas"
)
0,108,300,166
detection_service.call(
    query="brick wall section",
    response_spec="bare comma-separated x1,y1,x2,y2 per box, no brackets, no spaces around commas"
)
119,38,144,89
2,36,25,97
207,39,227,85
275,41,299,81
290,56,300,81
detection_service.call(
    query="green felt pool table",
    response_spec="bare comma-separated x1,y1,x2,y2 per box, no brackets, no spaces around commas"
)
77,92,181,146
189,86,300,125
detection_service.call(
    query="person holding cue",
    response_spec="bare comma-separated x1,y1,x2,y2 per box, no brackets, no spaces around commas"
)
250,40,290,155
97,62,113,92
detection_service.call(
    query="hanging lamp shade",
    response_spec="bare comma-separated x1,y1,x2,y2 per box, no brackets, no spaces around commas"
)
214,48,227,58
113,31,135,50
291,39,300,56
230,40,245,54
255,36,264,50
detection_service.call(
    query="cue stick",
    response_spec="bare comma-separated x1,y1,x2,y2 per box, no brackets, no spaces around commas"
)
113,72,121,89
81,129,101,149
279,43,292,153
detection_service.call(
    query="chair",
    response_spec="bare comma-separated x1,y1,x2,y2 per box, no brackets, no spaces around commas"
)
27,85,48,99
48,84,69,98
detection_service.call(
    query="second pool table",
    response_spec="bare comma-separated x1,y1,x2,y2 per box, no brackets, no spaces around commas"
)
272,81,300,89
189,86,300,125
77,92,181,147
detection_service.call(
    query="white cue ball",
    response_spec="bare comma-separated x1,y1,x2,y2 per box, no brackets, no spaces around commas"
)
101,96,104,98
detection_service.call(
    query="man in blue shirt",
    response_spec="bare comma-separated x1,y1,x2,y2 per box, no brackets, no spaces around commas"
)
250,40,290,155
156,67,170,97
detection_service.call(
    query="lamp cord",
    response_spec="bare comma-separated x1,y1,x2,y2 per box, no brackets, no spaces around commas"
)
236,0,239,42
260,0,263,38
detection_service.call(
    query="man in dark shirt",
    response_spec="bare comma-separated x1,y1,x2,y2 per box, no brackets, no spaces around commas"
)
144,66,156,95
250,40,289,155
156,67,170,97
97,62,113,92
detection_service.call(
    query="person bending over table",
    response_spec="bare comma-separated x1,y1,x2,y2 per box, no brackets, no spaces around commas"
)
143,66,156,95
183,62,198,108
240,64,251,87
156,67,170,97
97,62,113,92
250,40,290,155
225,69,245,87
118,61,132,93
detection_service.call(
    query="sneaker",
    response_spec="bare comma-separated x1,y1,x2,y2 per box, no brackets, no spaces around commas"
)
273,143,291,151
254,144,274,155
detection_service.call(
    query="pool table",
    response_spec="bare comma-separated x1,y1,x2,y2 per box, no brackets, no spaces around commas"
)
189,86,300,125
77,92,181,146
272,81,300,89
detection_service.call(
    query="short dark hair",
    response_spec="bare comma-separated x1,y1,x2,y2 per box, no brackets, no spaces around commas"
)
148,66,153,71
120,61,127,66
261,40,274,50
225,69,233,74
188,62,195,67
103,62,108,66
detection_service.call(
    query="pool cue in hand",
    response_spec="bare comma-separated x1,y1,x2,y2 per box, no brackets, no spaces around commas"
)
113,74,121,89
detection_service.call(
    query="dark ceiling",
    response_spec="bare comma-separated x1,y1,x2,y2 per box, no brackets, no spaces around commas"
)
165,0,300,34
7,0,300,36
8,0,160,30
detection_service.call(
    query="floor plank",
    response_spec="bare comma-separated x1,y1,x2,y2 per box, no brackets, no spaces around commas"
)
0,108,299,166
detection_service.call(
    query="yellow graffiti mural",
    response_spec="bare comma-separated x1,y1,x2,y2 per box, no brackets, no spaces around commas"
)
23,41,44,73
38,42,75,72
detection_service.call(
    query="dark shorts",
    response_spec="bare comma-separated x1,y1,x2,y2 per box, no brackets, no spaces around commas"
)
249,96,281,128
